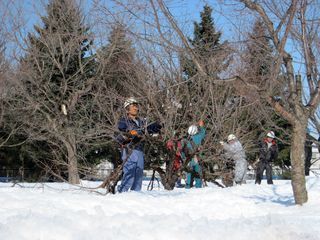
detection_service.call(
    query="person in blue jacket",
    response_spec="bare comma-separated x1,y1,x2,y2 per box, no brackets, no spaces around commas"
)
185,120,206,189
116,97,161,193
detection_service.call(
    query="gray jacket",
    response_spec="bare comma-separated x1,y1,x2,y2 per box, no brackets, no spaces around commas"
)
223,140,247,183
223,140,246,162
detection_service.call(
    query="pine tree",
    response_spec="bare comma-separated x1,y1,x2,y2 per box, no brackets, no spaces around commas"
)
27,0,93,99
81,24,142,172
243,19,291,168
244,19,274,87
19,0,95,184
182,4,229,79
97,24,137,97
179,4,231,120
175,5,235,186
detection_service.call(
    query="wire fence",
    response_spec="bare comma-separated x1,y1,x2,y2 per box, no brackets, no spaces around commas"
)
0,167,46,182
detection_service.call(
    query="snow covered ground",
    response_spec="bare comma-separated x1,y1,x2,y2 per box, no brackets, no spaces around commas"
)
1,176,320,240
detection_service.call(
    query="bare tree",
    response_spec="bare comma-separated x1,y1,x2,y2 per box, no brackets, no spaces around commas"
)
95,0,320,202
3,0,315,202
231,0,320,204
10,0,101,184
0,0,17,149
0,37,6,134
88,0,271,190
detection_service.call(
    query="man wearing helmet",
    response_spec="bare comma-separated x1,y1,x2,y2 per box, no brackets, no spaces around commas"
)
116,97,162,193
255,131,278,185
220,134,247,185
185,120,206,189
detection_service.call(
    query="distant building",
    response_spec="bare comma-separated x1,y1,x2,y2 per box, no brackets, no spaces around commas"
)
83,160,114,181
95,160,114,179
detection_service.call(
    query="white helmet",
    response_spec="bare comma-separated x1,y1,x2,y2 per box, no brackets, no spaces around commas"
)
124,97,139,109
227,134,237,142
188,125,198,136
267,131,275,138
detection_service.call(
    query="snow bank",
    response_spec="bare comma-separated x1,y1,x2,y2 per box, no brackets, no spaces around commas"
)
0,177,319,240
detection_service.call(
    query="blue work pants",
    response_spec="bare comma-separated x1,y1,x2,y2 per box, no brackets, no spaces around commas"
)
118,149,144,192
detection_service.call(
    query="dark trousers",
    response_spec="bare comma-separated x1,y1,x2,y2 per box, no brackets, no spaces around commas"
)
305,146,312,176
255,161,273,184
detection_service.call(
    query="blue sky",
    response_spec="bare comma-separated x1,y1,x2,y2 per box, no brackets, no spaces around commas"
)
9,0,237,60
3,0,309,80
13,0,234,41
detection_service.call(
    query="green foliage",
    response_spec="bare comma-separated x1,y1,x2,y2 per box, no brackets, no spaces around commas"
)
242,18,291,166
277,147,290,167
97,24,138,97
191,5,221,57
82,142,121,166
0,130,50,181
25,0,94,106
182,4,228,79
279,169,291,180
15,0,96,181
273,116,291,167
245,19,274,79
27,1,94,111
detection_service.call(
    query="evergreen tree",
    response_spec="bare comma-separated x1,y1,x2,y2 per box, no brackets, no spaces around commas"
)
175,5,237,186
244,19,274,87
0,39,6,127
27,0,93,100
243,19,291,169
182,4,229,79
180,4,231,119
82,24,141,171
97,24,137,97
18,0,95,184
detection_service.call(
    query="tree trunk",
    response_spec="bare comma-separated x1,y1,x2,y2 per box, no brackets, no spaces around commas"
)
66,132,79,184
290,122,308,205
156,167,177,190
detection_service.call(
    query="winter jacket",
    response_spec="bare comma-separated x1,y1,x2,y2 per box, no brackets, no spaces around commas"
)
190,127,206,147
185,127,206,188
166,139,185,158
185,126,206,155
166,138,187,171
116,117,161,193
259,139,278,163
222,140,246,162
116,116,162,151
223,140,247,183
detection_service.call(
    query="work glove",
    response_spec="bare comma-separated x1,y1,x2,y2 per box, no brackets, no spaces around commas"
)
130,130,139,136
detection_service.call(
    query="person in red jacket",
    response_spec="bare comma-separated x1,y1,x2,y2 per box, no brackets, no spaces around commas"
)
166,131,186,187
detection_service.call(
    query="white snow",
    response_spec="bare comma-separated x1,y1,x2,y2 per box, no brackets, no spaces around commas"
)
1,176,320,240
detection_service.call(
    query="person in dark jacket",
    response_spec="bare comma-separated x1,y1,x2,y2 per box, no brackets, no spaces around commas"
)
116,97,161,193
255,131,278,185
